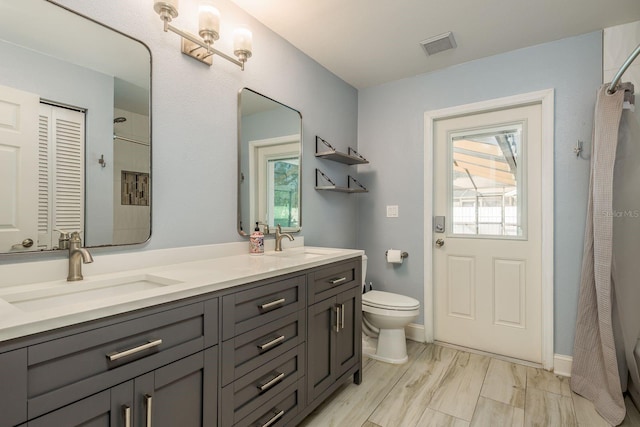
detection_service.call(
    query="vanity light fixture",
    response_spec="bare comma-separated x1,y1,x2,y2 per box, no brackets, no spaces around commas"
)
153,0,252,70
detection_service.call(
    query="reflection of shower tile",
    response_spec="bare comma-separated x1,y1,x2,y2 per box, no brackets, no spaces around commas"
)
121,171,149,206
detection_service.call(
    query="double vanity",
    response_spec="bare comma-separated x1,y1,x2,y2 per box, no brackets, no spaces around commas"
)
0,243,363,427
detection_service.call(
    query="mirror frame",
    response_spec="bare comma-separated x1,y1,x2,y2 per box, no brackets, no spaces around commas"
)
237,88,303,237
0,0,152,255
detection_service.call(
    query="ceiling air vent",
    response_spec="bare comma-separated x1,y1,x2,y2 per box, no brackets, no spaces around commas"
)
420,32,457,56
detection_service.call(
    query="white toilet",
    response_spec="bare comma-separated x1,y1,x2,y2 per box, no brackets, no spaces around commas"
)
361,255,420,364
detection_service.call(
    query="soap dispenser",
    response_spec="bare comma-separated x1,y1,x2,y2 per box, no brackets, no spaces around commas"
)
249,222,264,255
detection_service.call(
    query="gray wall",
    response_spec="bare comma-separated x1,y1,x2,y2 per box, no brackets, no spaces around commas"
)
18,0,359,253
356,32,602,356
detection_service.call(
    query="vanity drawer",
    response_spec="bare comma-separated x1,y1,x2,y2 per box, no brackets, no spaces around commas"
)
221,310,306,386
222,275,305,340
309,259,360,304
222,344,305,426
26,302,208,419
232,372,305,427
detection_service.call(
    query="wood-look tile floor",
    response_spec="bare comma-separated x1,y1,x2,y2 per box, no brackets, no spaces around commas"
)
299,341,640,427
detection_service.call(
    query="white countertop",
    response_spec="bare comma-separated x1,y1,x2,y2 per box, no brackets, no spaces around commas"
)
0,245,363,344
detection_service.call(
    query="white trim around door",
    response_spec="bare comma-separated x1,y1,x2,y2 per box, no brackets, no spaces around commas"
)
423,89,555,370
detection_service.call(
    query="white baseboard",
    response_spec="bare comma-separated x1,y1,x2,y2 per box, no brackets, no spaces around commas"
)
553,354,573,377
405,323,426,343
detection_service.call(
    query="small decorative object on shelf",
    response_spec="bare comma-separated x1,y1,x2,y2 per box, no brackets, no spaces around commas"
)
315,169,368,193
315,136,369,165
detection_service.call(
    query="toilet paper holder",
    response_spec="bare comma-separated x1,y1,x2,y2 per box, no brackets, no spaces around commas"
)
385,250,408,259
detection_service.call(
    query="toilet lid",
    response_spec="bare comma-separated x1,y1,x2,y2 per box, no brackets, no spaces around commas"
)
362,290,420,310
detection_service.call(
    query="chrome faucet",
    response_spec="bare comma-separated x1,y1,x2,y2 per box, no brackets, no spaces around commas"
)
67,231,93,281
274,224,294,252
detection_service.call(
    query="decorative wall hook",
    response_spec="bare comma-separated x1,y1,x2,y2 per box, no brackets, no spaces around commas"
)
98,154,106,168
573,140,583,157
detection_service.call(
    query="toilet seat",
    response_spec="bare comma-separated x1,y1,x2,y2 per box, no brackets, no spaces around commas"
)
362,290,420,311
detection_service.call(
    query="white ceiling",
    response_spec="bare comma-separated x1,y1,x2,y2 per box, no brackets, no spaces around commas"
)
229,0,640,89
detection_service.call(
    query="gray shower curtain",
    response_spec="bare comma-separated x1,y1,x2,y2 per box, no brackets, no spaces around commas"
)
571,84,629,425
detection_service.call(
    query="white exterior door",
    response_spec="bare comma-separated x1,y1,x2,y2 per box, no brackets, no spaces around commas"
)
0,84,39,252
432,103,543,363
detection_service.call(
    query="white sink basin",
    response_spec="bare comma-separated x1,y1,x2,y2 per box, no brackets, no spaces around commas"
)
265,247,340,259
3,274,182,312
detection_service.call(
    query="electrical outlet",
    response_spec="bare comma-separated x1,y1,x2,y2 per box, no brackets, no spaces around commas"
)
386,205,399,218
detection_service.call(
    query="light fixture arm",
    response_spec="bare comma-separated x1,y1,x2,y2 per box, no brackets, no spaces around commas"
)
164,23,245,69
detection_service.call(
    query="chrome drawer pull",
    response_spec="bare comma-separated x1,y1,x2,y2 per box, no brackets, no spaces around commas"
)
335,305,340,333
260,298,286,310
123,405,131,427
257,335,285,351
258,372,285,392
329,277,347,285
258,409,285,427
340,303,345,330
107,339,163,361
145,394,153,427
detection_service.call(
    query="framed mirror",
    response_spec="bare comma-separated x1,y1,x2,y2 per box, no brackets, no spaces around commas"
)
0,0,151,254
238,88,302,236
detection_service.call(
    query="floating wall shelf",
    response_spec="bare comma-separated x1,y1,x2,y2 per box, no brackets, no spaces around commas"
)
314,136,370,194
315,136,369,165
315,169,368,193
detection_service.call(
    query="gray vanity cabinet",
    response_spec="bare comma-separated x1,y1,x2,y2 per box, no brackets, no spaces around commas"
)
1,255,363,427
306,260,362,406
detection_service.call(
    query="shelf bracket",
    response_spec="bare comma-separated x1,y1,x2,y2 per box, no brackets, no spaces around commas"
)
347,147,368,163
348,175,368,192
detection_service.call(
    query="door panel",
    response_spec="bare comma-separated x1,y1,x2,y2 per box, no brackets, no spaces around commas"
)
0,84,38,252
433,103,542,363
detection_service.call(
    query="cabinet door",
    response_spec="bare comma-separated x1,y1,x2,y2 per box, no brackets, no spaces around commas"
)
307,296,337,402
134,349,217,427
335,287,361,379
27,389,115,427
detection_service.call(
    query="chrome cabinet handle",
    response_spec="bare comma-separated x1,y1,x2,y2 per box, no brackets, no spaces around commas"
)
329,277,347,285
335,305,340,333
340,303,345,330
435,238,445,247
123,405,131,427
259,298,285,310
145,394,153,427
11,238,34,249
257,335,285,351
257,372,285,392
258,409,285,427
107,339,162,361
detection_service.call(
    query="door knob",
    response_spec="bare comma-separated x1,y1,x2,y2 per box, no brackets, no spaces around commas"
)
11,238,34,249
435,238,445,248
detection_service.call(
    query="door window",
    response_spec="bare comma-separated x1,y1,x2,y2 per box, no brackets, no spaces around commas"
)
449,123,525,238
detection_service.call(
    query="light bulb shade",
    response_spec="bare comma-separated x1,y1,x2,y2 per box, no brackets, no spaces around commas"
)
233,27,253,55
198,0,220,36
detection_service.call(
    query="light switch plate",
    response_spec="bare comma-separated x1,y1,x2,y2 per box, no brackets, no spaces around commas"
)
386,205,399,218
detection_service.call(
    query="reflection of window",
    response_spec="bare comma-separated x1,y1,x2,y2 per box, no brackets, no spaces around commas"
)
450,124,525,238
248,135,301,230
267,158,299,227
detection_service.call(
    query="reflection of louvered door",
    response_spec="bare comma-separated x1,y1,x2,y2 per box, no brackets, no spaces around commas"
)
38,104,85,249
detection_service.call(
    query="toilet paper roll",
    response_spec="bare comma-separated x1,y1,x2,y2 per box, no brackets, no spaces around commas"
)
387,249,403,264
